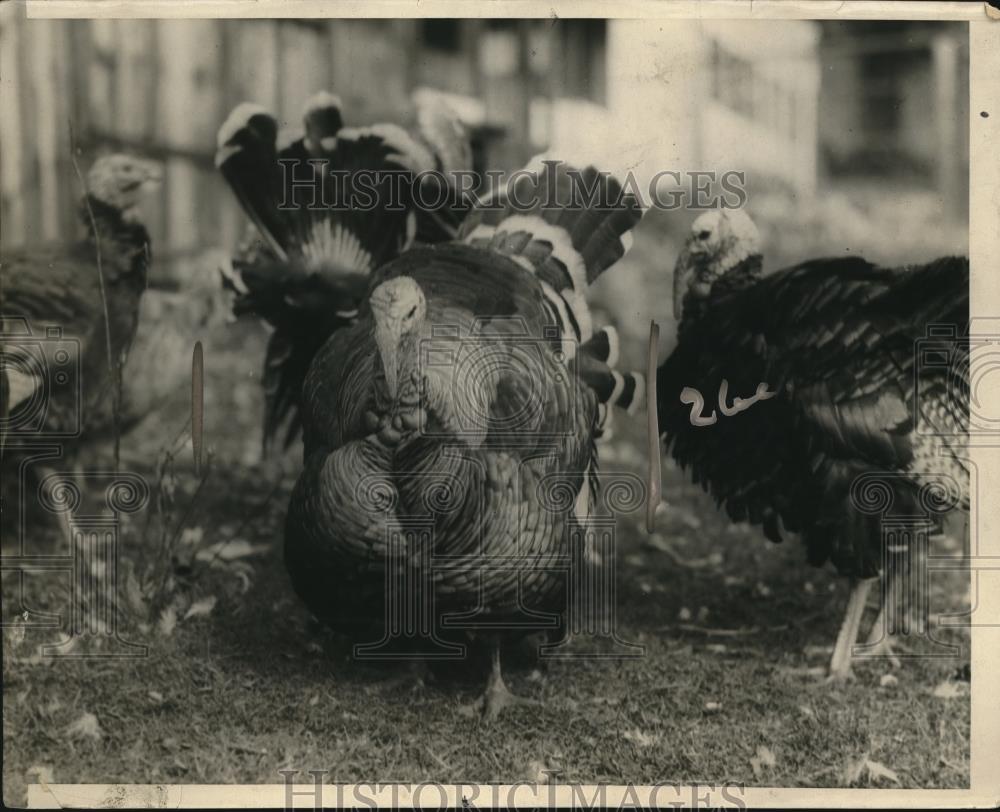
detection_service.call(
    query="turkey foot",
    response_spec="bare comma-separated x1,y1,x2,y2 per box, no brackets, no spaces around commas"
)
461,644,539,723
862,635,902,669
860,604,903,669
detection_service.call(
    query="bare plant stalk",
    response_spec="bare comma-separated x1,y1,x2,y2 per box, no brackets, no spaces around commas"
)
68,122,122,473
192,341,204,475
151,447,213,609
646,320,661,533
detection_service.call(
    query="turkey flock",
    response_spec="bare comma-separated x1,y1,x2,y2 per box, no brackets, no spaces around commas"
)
0,88,969,716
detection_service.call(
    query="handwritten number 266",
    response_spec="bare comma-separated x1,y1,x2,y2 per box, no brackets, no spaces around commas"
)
680,379,776,427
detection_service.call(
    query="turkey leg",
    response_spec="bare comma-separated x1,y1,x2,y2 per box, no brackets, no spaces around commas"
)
827,577,875,682
862,599,903,667
862,545,927,667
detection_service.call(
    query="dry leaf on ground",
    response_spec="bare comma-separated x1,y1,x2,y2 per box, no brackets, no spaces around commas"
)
183,596,217,621
65,712,103,741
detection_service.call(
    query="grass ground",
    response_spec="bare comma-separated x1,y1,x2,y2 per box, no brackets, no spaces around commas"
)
2,316,971,805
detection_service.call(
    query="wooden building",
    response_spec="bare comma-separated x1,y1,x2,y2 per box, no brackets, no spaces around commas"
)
0,15,592,282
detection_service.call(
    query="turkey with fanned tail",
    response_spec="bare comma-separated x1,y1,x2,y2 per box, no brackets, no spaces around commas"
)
657,209,969,681
284,159,644,718
215,89,474,452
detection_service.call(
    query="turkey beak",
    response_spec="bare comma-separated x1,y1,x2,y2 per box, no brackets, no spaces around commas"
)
672,247,694,321
374,322,402,400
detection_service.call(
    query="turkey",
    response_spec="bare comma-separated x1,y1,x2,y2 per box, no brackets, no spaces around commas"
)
1,154,161,506
657,208,969,681
216,89,473,453
284,159,644,718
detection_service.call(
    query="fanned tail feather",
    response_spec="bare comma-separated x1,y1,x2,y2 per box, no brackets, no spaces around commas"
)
594,402,614,442
412,87,473,177
459,159,642,341
590,371,644,440
216,90,472,452
216,103,288,260
302,90,344,154
579,354,645,415
581,326,620,367
458,161,644,412
410,87,475,243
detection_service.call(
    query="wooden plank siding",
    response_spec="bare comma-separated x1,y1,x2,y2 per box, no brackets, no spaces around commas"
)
1,8,27,245
1,16,557,282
